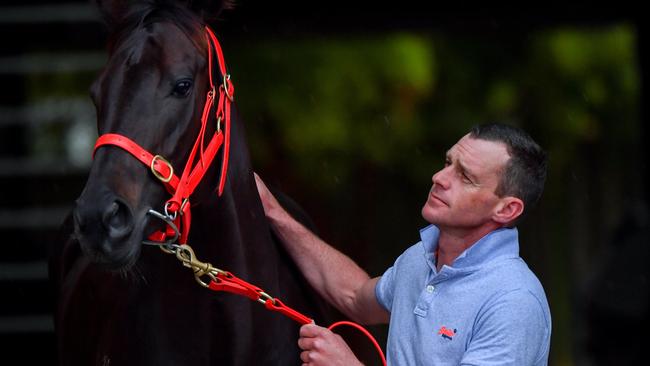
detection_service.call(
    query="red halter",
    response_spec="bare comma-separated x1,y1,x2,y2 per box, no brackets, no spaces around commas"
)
93,26,233,244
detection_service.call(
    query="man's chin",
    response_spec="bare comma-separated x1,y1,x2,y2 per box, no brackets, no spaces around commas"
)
421,205,439,224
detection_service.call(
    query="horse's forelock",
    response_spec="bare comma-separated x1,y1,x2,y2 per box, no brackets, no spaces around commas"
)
183,0,236,21
108,1,204,53
98,0,235,29
105,0,233,55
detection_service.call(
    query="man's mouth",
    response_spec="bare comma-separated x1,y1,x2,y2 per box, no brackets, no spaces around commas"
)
429,191,447,206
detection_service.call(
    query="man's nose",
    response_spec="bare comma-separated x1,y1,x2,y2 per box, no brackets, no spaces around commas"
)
432,167,450,189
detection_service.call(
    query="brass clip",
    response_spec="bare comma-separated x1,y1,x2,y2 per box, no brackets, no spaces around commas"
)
175,244,225,288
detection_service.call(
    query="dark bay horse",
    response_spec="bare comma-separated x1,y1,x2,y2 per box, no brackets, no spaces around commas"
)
50,1,332,364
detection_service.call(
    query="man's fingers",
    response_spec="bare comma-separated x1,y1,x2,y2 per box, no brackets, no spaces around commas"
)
300,323,327,338
297,324,360,365
253,172,266,193
298,336,314,351
300,350,311,363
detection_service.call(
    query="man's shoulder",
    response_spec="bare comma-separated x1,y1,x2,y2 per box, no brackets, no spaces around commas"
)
476,258,550,311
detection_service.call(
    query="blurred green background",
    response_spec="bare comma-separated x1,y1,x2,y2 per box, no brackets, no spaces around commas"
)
0,1,647,364
233,24,645,366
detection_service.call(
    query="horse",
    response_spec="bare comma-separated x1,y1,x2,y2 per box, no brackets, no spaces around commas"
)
49,1,333,364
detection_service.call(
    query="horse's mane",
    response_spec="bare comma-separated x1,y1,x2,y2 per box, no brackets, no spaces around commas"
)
104,0,234,54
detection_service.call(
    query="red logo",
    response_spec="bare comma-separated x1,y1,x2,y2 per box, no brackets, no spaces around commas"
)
438,326,457,340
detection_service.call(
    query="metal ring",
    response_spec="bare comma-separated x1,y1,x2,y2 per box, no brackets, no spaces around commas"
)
142,209,180,247
150,155,174,183
222,74,233,101
179,198,190,214
257,291,276,305
164,202,178,220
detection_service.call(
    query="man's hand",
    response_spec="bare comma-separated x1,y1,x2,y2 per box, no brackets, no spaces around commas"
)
254,172,281,219
253,173,389,325
298,324,363,366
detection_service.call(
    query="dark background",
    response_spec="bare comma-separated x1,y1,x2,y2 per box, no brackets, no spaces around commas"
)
0,1,647,364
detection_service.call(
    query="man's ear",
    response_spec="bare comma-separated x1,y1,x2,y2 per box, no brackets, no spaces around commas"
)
493,196,524,225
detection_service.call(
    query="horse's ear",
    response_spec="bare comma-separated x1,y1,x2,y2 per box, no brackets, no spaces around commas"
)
183,0,236,21
94,0,131,28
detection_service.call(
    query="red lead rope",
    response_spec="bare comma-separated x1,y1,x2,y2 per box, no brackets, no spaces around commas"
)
208,268,387,365
175,244,387,365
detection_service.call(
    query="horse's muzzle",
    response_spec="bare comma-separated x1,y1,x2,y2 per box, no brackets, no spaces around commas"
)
73,196,139,268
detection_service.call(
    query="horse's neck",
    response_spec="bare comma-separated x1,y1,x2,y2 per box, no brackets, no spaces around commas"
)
188,109,280,281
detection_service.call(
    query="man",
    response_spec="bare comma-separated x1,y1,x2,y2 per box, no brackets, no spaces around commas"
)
255,123,552,365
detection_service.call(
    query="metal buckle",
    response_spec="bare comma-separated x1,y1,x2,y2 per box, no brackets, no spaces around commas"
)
150,155,173,183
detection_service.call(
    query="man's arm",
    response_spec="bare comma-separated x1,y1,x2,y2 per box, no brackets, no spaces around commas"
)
255,173,389,325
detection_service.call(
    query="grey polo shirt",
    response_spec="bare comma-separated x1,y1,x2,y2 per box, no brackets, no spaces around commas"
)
375,225,551,365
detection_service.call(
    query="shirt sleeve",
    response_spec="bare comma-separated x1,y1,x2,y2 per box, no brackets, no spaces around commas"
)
375,241,426,313
375,265,395,312
460,289,551,366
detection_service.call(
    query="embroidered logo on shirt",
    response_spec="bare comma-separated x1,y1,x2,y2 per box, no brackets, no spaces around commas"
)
438,326,457,340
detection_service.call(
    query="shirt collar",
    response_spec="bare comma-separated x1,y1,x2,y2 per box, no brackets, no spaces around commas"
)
419,224,520,273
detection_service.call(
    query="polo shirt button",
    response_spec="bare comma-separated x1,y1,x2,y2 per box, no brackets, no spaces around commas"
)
426,285,435,293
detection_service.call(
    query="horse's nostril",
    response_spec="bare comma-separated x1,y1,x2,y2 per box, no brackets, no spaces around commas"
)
101,200,134,241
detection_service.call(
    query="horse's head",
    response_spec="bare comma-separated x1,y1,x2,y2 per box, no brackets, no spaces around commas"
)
74,0,233,269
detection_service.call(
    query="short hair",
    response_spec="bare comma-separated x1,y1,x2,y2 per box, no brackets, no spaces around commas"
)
469,123,548,222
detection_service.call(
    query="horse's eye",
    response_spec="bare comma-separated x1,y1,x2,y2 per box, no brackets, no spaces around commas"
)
172,79,193,97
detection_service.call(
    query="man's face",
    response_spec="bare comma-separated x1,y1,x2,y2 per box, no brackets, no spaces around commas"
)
421,134,511,233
